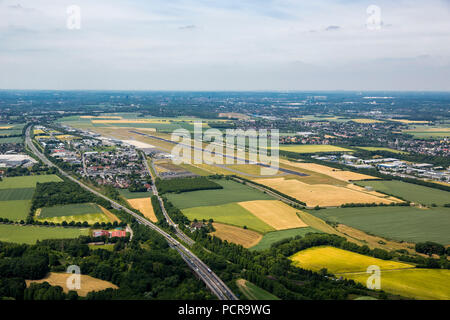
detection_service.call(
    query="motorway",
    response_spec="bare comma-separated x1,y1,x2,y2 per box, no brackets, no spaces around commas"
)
25,126,238,301
141,154,195,246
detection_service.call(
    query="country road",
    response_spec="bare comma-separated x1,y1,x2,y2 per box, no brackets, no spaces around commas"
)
25,125,238,301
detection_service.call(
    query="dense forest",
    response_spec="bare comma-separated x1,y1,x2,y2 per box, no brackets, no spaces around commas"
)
31,180,111,212
0,222,213,300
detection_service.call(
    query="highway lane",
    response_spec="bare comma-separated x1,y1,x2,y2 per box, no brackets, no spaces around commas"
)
25,126,238,301
142,155,195,246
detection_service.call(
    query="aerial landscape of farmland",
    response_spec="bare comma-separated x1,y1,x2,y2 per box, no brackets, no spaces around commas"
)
1,0,449,316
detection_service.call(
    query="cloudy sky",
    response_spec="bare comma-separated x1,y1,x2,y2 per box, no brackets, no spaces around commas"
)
1,0,450,90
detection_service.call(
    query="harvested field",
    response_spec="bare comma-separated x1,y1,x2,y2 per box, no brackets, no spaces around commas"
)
290,246,413,274
26,272,118,297
279,160,378,182
238,200,308,230
127,197,157,222
253,177,394,207
211,223,263,248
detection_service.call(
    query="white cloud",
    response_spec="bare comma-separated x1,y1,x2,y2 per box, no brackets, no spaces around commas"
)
0,0,449,90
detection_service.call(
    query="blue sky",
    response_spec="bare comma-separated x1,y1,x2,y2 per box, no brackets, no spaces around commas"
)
1,0,450,90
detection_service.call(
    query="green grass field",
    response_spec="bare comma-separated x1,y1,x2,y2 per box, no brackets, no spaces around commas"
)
39,203,102,218
118,189,153,199
0,224,89,244
183,202,274,233
0,136,23,144
165,179,274,210
236,279,280,300
0,188,35,201
279,144,352,154
250,227,321,251
355,180,450,205
290,246,413,274
355,147,407,154
345,269,450,300
0,200,32,221
0,175,62,189
309,206,450,244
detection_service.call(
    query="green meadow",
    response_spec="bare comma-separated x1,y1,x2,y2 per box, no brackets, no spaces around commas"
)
309,206,450,244
355,180,450,206
0,224,89,244
0,175,62,189
39,203,102,218
165,179,274,210
0,200,32,221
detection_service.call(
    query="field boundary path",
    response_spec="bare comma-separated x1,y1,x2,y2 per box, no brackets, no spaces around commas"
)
25,125,237,301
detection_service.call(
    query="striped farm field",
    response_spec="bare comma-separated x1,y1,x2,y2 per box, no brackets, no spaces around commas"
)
238,200,308,230
165,179,274,210
355,180,450,206
211,223,263,248
309,206,450,244
0,175,62,189
27,272,118,297
0,137,22,144
39,203,103,218
0,224,89,244
250,227,321,251
0,188,35,201
0,200,32,221
279,144,352,154
345,269,450,300
127,197,157,222
183,202,274,234
290,246,413,274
